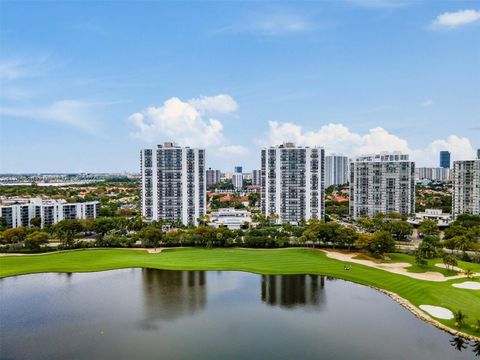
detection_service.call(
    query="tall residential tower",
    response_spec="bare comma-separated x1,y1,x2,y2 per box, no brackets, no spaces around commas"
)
140,143,206,226
452,159,480,217
349,152,415,219
325,154,349,187
261,143,325,224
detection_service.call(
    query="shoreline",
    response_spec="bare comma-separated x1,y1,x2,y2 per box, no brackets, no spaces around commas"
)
373,286,480,342
1,247,479,340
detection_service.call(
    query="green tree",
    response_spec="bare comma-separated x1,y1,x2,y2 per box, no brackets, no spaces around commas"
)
54,220,84,248
387,221,413,241
442,253,458,271
418,219,439,237
29,216,42,228
340,226,359,251
453,310,468,328
138,226,163,248
370,231,396,258
417,235,442,259
0,217,7,231
414,250,427,267
24,231,49,250
1,227,26,244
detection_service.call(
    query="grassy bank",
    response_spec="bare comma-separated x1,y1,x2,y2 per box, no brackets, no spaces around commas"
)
1,247,479,337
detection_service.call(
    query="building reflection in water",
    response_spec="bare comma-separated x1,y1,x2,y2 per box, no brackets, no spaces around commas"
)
140,269,207,327
261,274,326,309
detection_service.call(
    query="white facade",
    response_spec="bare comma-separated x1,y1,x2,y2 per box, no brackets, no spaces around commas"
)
415,167,450,182
208,208,252,229
349,152,415,219
452,159,480,217
261,143,325,224
232,173,243,189
140,143,206,226
325,154,349,187
408,209,452,227
0,198,99,228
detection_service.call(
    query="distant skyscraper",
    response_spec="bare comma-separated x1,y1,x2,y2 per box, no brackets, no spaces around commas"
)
415,167,450,182
325,155,349,187
140,143,205,226
349,152,415,219
252,169,261,186
232,173,243,189
477,149,480,160
234,166,243,174
440,151,451,169
261,143,325,224
206,168,221,187
452,159,480,217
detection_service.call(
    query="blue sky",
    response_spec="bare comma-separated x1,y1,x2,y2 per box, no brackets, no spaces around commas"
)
1,0,479,173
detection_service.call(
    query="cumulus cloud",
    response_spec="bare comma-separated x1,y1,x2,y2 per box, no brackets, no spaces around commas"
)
432,9,480,29
188,94,238,114
421,100,433,107
129,94,245,158
217,145,250,157
0,100,99,133
262,120,476,166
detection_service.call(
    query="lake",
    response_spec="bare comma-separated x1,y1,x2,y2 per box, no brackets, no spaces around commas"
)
0,269,478,359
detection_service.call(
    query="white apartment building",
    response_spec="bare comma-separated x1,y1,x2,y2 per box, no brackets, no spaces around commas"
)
232,173,243,189
140,143,206,226
325,154,349,187
261,143,325,224
452,159,480,217
0,198,99,228
415,167,450,182
349,152,415,219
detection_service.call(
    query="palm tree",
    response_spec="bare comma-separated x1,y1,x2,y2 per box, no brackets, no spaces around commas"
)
454,236,473,260
463,268,475,279
453,310,468,328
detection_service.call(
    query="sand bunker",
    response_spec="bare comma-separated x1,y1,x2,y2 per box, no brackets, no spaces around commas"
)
323,250,468,282
419,305,454,320
452,281,480,290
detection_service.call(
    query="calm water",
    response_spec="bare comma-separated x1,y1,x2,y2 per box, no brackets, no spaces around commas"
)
0,269,478,359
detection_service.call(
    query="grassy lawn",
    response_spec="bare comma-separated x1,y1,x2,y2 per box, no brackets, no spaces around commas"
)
1,247,479,337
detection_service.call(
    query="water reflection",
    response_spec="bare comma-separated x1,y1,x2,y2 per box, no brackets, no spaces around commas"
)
472,341,480,357
450,336,480,356
261,274,326,309
450,336,468,352
141,269,206,327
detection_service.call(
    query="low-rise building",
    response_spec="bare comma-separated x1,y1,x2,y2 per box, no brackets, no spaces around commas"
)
0,198,100,228
208,208,252,229
407,209,453,228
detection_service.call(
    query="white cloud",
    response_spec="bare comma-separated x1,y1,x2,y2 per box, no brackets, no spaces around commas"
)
0,100,99,133
217,145,250,157
218,13,311,36
421,100,433,107
129,95,244,157
432,9,480,29
0,55,52,81
188,94,238,114
262,120,476,166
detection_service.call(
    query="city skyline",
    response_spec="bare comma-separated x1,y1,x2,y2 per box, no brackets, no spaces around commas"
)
1,1,480,173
